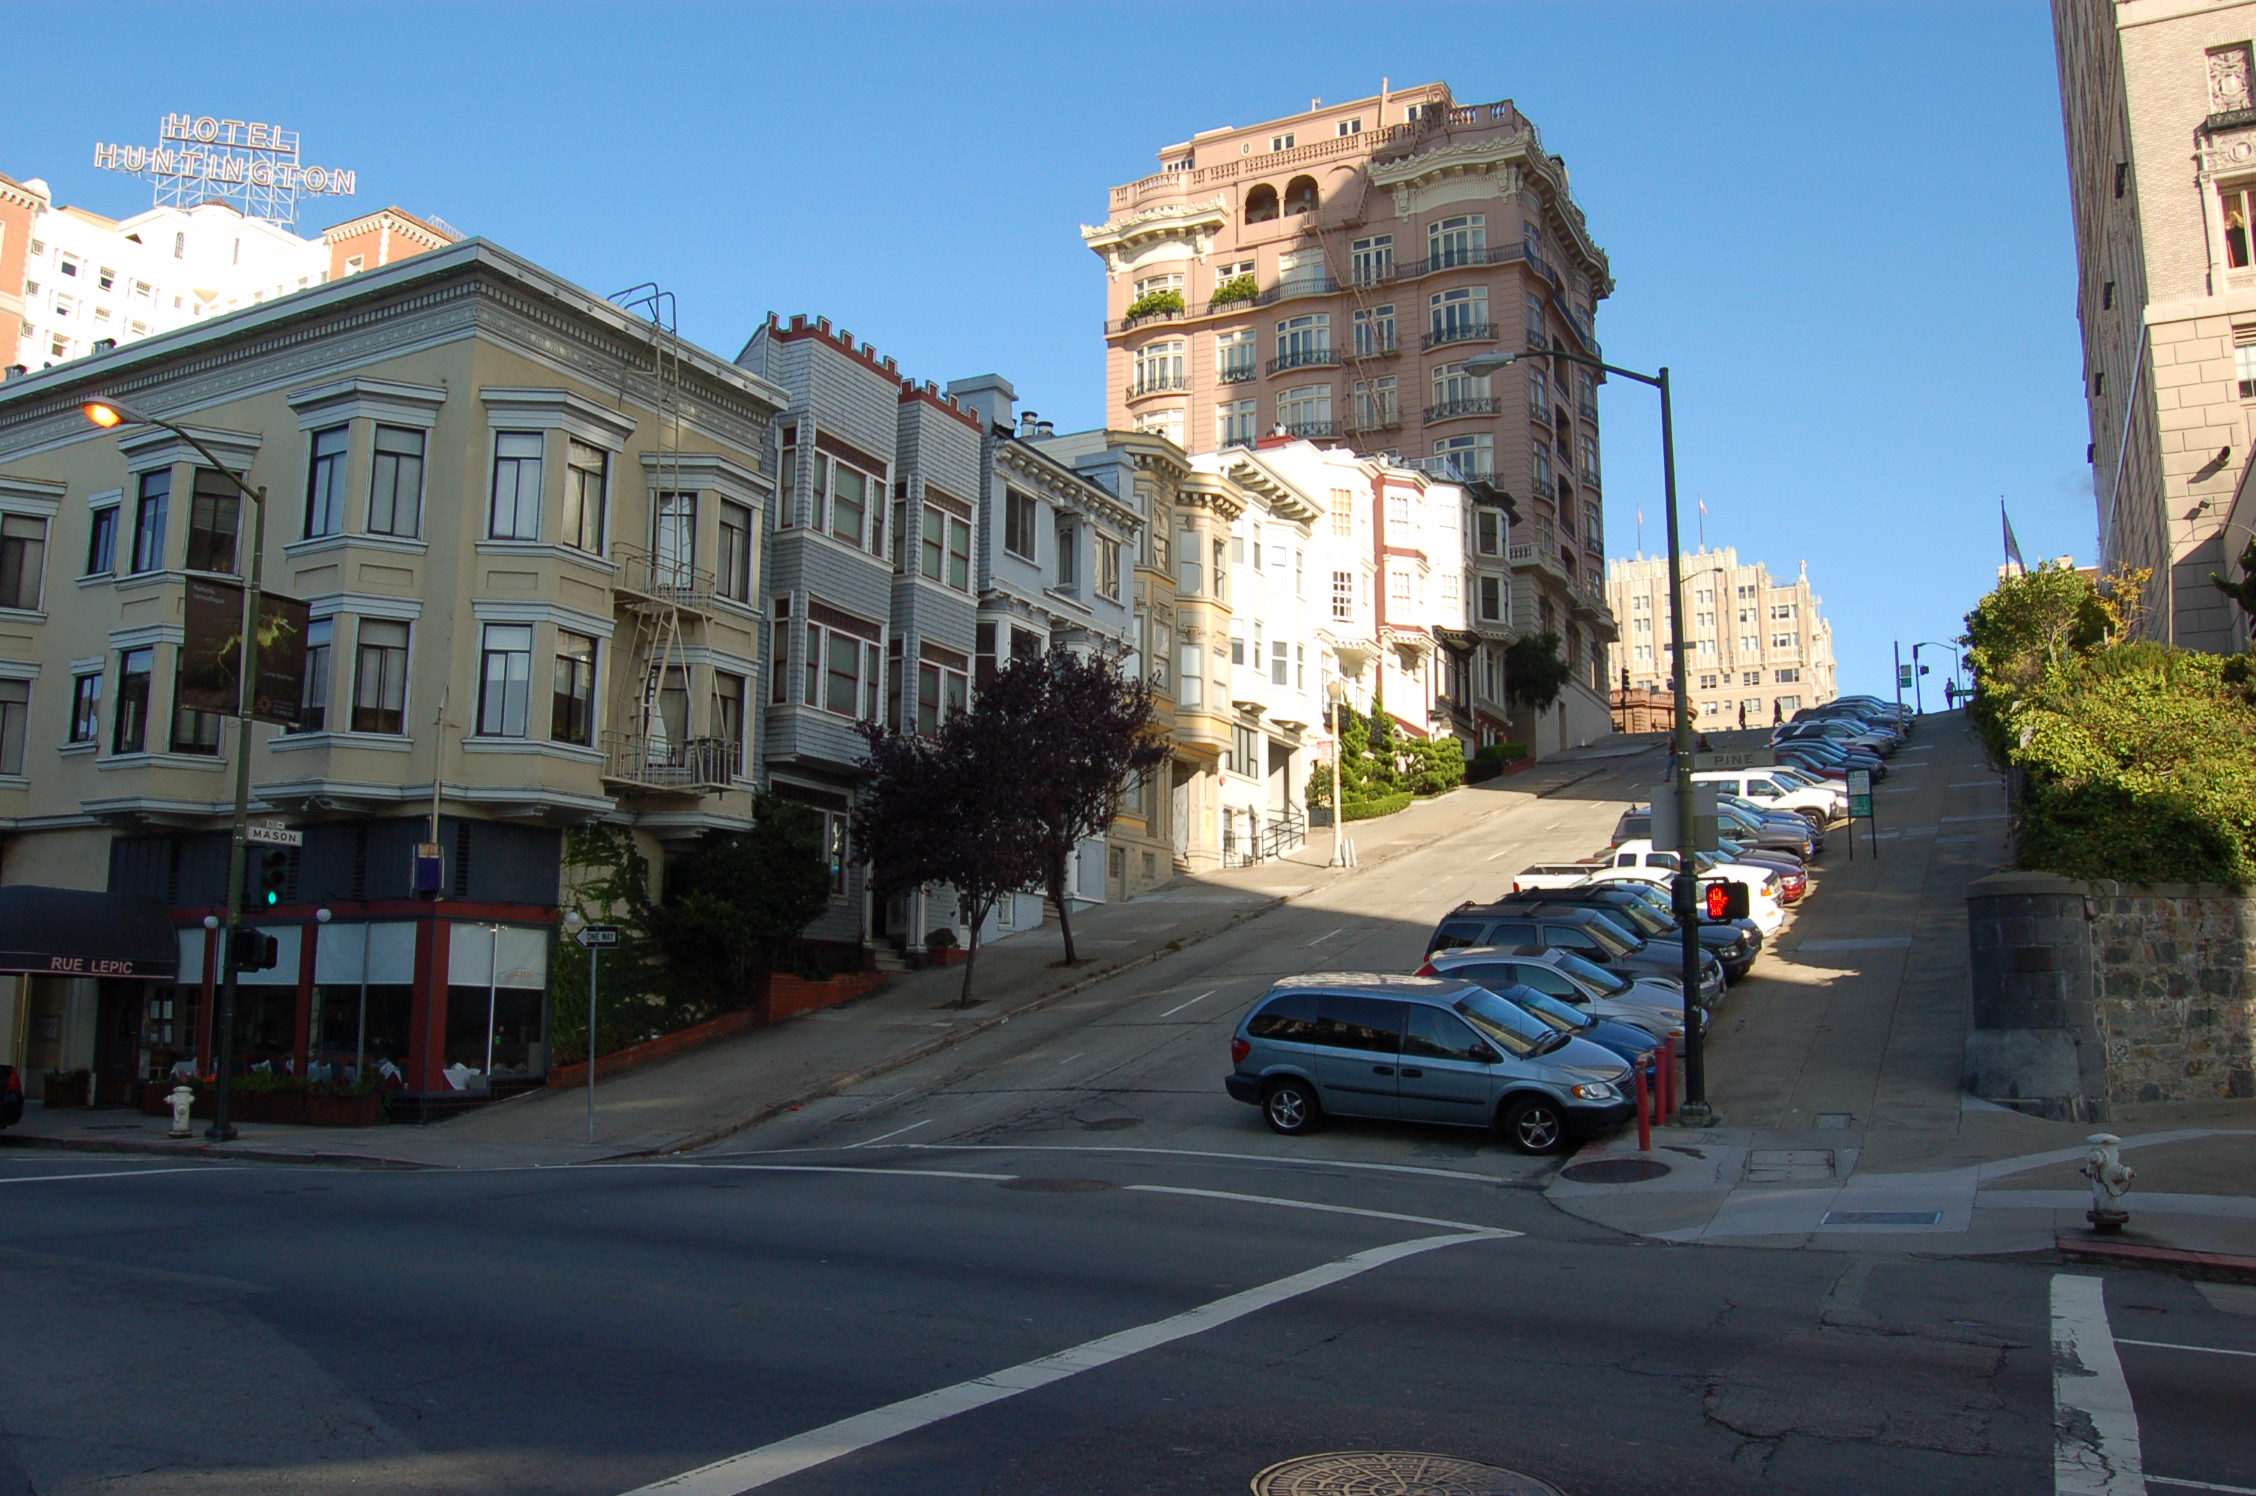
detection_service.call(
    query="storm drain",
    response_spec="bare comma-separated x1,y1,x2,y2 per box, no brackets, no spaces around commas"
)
1000,1177,1116,1193
1558,1158,1671,1185
1822,1210,1942,1227
1252,1451,1566,1496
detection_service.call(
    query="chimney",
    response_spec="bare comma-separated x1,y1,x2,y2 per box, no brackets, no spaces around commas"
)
1035,419,1055,438
1018,411,1040,437
92,338,116,353
2,365,24,380
945,374,1016,432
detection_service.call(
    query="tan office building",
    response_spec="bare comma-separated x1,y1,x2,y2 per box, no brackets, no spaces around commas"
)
1606,547,1836,730
1083,80,1619,749
2054,0,2256,651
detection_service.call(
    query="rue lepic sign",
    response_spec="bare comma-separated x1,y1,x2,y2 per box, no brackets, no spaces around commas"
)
179,579,311,726
1846,768,1874,820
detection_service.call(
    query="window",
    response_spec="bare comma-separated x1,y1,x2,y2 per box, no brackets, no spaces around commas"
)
1270,133,1295,152
1005,489,1039,561
488,431,544,539
1475,510,1504,556
1330,489,1354,536
1479,575,1505,623
1099,536,1122,599
653,492,696,585
370,425,426,538
1337,117,1362,137
1218,399,1258,448
1132,271,1184,302
1428,213,1486,269
1274,312,1331,370
1774,668,1800,684
919,504,973,591
713,671,746,765
1432,433,1495,478
130,471,168,575
552,631,597,745
1216,328,1256,382
113,648,152,753
2225,184,2256,269
1230,620,1246,666
1771,603,1798,619
0,515,46,610
1332,570,1355,621
184,469,240,575
170,658,221,755
475,625,534,737
1213,538,1228,600
805,611,882,720
1351,376,1398,429
825,457,873,549
0,679,25,774
1133,339,1185,394
1177,530,1202,595
1231,723,1261,776
1283,176,1318,215
1388,492,1411,527
1431,361,1489,411
1270,639,1289,686
1350,235,1394,285
1428,286,1489,345
717,501,753,602
69,671,102,744
1056,516,1079,589
293,618,332,732
1277,384,1332,434
1389,569,1412,605
1178,643,1203,708
1213,260,1254,292
1772,633,1799,650
2238,337,2256,399
1352,304,1396,356
1581,435,1601,484
304,425,348,538
353,619,410,734
916,652,969,733
1525,292,1546,346
563,439,608,553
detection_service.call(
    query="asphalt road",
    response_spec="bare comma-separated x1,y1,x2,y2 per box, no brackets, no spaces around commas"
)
4,744,2248,1496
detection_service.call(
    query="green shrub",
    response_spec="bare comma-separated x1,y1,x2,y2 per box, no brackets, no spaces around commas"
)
1210,274,1258,307
1124,287,1186,321
1407,736,1466,796
1305,762,1334,809
1343,791,1414,821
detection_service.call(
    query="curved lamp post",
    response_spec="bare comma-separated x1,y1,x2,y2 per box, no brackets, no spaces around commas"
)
84,398,267,1143
1461,347,1711,1124
1912,641,1964,712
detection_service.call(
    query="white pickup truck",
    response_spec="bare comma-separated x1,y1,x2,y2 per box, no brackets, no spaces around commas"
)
1509,862,1608,894
1691,768,1845,826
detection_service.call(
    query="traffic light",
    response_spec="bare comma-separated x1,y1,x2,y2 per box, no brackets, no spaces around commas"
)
1704,880,1750,921
228,927,279,972
256,849,290,908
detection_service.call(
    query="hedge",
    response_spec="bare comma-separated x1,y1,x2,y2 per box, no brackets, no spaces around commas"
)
1343,791,1414,822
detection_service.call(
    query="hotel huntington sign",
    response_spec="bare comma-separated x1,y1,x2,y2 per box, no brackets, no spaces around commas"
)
92,114,356,227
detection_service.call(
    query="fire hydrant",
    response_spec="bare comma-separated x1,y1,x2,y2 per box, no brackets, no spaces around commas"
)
2080,1132,2135,1234
167,1085,195,1139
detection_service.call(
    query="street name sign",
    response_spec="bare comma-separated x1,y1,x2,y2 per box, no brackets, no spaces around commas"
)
1692,750,1775,771
244,822,303,848
574,925,622,949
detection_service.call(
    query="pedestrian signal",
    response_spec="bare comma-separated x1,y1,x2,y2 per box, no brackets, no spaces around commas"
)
1704,881,1750,921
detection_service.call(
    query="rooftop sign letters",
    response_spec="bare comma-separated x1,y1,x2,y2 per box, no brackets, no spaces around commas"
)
92,114,356,227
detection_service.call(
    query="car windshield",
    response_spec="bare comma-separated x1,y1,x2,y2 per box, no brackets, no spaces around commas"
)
1549,950,1633,994
1450,987,1553,1057
1499,984,1595,1034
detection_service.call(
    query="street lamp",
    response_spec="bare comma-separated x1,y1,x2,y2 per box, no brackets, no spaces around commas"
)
1462,346,1712,1124
1912,641,1964,713
83,398,268,1143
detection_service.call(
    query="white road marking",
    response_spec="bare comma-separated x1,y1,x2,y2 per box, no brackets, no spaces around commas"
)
1305,928,1343,946
1159,989,1220,1018
1055,1053,1083,1067
903,1141,1509,1184
2052,1273,2145,1495
1942,813,2008,822
620,1229,1503,1495
1125,1183,1516,1235
2116,1338,2256,1360
660,1164,1016,1182
0,1166,245,1185
2147,1479,2256,1494
848,1120,931,1149
1949,781,2000,788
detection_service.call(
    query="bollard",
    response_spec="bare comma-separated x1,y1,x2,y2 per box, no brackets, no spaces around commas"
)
1633,1060,1651,1152
2080,1132,2135,1234
1659,1038,1677,1122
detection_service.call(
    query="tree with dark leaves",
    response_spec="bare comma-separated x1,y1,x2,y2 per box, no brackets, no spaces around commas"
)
648,795,835,1011
974,649,1169,966
1504,630,1574,715
852,710,1042,1008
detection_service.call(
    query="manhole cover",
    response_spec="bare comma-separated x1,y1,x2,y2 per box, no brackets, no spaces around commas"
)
1252,1451,1565,1496
1000,1177,1116,1193
1558,1158,1671,1184
1082,1116,1142,1132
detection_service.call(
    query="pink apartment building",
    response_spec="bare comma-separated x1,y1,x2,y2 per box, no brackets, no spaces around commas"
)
1084,81,1620,747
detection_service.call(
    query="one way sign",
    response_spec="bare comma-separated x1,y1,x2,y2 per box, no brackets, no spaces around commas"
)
573,925,621,949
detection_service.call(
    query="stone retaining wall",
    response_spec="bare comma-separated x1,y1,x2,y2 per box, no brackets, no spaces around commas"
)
1966,871,2255,1119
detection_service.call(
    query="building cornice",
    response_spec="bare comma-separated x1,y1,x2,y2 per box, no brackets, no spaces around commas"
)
1368,135,1612,296
1080,198,1230,273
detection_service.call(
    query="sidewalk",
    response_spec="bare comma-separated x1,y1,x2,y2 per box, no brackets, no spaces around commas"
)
2,746,1638,1171
1545,711,2256,1266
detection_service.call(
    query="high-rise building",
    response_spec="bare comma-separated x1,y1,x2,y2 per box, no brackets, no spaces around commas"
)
0,170,457,376
1084,81,1618,748
1606,547,1836,730
2053,0,2256,652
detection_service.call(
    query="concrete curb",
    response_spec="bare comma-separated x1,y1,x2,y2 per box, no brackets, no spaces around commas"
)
0,1133,434,1169
2056,1232,2256,1284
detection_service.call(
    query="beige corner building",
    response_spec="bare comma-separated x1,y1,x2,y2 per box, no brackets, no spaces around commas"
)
1606,547,1837,730
1083,80,1619,752
2055,0,2256,651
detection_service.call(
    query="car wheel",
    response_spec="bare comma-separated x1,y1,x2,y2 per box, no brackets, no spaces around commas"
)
1261,1078,1322,1136
1499,1094,1569,1155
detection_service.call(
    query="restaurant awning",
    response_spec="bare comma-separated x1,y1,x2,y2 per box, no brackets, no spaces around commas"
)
0,886,180,979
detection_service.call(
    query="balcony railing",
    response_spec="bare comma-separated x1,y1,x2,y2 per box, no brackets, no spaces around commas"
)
613,545,713,613
1579,398,1600,422
1267,346,1340,375
1346,410,1402,436
1127,372,1189,398
1401,453,1493,483
1422,321,1499,352
1217,358,1258,384
602,731,740,793
1422,397,1501,425
1281,419,1337,439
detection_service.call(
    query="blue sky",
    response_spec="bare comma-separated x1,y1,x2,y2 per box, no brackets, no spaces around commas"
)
12,1,2081,700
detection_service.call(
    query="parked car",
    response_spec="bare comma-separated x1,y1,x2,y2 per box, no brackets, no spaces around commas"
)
0,1064,19,1129
1587,877,1767,961
1421,946,1696,1043
1427,900,1727,1003
1411,959,1659,1066
1718,793,1827,854
1592,844,1787,935
1775,719,1897,758
1694,768,1844,827
1222,974,1635,1153
1510,862,1608,894
1492,884,1760,980
1775,739,1887,780
1614,802,1814,860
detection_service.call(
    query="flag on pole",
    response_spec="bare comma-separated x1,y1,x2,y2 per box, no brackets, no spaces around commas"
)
2001,499,2026,572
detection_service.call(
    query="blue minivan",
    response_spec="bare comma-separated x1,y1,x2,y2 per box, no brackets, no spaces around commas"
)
1224,974,1635,1154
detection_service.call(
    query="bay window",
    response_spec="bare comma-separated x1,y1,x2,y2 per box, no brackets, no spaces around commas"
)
477,624,534,737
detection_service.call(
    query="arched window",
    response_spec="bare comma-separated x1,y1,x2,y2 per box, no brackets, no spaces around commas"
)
1284,176,1319,215
1244,184,1279,223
